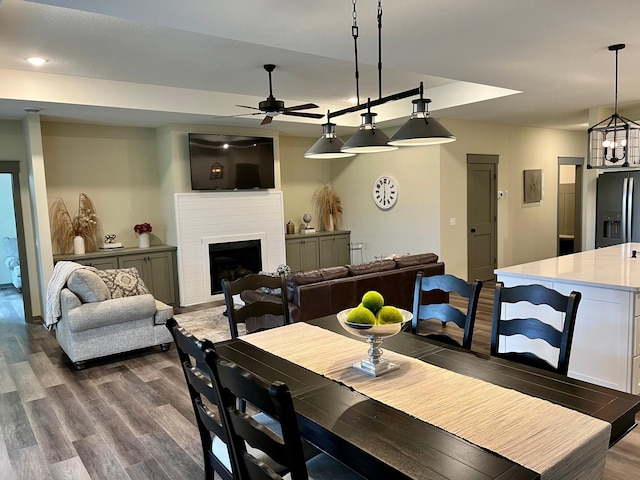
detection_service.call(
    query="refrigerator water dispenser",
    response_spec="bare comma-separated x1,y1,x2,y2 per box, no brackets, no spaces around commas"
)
602,212,621,239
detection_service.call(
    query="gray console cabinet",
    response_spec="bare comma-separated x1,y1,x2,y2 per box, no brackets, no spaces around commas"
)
54,245,179,305
285,231,351,272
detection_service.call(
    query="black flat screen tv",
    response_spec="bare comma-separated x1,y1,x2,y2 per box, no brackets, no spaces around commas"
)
188,133,275,190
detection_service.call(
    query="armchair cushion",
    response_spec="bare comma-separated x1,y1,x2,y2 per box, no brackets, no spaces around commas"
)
96,267,150,298
67,269,111,303
64,293,157,333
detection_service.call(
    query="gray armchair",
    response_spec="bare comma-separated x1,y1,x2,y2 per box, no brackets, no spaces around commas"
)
3,237,21,292
55,267,173,369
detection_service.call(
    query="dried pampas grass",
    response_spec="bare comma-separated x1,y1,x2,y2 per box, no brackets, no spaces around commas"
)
312,182,343,231
49,193,102,253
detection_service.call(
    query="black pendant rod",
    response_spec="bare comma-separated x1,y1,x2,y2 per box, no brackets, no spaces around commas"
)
609,43,625,115
352,0,360,106
377,0,383,99
328,83,423,120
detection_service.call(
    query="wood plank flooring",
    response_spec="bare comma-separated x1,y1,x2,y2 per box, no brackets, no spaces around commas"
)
0,283,639,479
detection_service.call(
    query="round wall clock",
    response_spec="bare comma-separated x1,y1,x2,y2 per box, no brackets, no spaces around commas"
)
372,175,398,210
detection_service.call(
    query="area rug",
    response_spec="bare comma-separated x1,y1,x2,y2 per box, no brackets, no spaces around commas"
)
173,305,246,343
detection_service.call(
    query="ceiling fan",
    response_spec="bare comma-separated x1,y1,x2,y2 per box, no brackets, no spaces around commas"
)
236,64,324,125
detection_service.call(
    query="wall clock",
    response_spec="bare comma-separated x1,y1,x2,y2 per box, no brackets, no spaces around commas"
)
372,175,398,210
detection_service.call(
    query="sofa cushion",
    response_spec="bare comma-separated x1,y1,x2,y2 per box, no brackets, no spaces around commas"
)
395,253,439,268
67,269,111,303
291,269,324,286
96,267,150,298
347,259,396,276
320,266,349,281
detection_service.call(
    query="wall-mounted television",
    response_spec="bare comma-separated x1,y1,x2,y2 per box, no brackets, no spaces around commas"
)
188,133,275,191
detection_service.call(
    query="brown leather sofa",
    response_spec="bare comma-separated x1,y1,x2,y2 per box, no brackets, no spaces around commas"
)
241,253,445,327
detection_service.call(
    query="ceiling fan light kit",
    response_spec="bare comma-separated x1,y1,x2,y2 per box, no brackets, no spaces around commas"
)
587,44,640,169
304,0,455,159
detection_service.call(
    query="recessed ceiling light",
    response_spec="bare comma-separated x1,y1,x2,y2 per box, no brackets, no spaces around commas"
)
26,57,48,66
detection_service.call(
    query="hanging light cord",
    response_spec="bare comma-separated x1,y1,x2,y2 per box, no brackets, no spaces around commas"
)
613,46,620,116
377,0,383,100
352,0,360,106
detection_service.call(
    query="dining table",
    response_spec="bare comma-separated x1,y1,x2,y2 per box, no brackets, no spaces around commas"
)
213,315,640,480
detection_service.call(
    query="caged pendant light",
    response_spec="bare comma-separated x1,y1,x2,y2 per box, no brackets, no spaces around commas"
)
304,0,455,159
587,44,640,169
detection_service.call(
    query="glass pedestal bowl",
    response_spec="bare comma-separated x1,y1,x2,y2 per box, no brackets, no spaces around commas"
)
337,307,413,377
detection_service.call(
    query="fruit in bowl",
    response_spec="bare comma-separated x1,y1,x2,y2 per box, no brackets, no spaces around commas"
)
337,290,413,377
345,291,405,326
338,290,412,337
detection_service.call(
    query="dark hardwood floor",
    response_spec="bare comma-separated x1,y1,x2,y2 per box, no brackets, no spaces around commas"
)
0,283,638,479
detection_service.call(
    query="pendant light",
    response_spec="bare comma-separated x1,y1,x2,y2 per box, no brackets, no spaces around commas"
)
304,121,355,159
304,0,456,159
342,103,398,154
587,44,640,169
388,97,456,146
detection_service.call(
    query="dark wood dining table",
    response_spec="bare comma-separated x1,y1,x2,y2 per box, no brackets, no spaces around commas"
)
214,315,640,480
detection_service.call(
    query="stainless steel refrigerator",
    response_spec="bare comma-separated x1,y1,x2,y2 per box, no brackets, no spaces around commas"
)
596,170,640,247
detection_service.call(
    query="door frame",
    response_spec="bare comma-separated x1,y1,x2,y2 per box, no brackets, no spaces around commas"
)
0,161,32,322
557,157,584,254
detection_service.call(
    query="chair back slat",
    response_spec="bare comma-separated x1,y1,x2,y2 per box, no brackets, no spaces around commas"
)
166,318,234,480
222,273,290,339
412,272,483,350
490,282,581,375
206,349,310,480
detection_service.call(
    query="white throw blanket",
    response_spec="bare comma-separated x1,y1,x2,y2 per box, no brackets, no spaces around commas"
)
44,261,90,330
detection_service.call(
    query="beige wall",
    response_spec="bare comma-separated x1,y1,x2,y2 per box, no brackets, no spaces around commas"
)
41,122,165,251
279,136,331,233
331,144,441,263
440,119,586,276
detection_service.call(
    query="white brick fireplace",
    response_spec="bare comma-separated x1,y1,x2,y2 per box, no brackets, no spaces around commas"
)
174,191,286,306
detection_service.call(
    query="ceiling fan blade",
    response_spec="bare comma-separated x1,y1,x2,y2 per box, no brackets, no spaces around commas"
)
236,104,262,111
282,111,325,119
210,112,263,120
281,103,319,112
261,115,273,125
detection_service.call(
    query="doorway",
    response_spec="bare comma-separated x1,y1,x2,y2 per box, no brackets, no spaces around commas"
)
467,154,498,281
557,157,583,255
0,161,31,323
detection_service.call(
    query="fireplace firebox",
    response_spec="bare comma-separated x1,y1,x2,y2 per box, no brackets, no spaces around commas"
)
209,240,262,294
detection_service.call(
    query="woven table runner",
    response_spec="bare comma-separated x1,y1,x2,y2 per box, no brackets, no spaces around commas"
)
242,322,611,479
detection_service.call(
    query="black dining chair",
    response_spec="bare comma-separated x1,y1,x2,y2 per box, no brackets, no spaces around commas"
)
221,272,290,339
411,272,483,350
167,318,303,480
166,317,235,480
206,348,365,480
490,282,581,375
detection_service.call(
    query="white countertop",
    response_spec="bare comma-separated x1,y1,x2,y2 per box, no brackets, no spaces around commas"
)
495,243,640,292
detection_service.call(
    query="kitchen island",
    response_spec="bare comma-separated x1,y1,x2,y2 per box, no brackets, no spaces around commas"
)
495,243,640,393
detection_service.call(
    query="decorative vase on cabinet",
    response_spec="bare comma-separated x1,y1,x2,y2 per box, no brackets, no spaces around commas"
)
73,235,85,255
138,233,150,248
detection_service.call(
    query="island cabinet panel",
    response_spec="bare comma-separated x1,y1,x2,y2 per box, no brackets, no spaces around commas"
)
54,245,179,305
497,273,636,393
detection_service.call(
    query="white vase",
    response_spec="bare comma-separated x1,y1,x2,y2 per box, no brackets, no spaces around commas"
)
73,235,85,255
138,232,150,248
